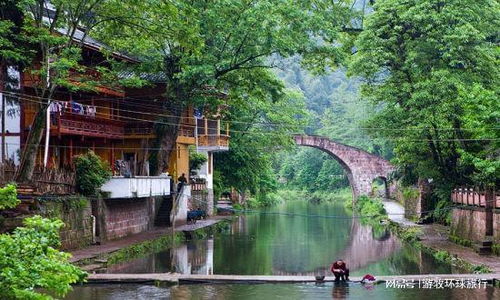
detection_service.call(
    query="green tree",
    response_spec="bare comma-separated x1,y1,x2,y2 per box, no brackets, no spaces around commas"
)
349,0,499,191
215,69,307,201
189,147,207,173
97,0,355,174
0,185,85,299
11,0,143,182
74,151,112,197
0,216,86,299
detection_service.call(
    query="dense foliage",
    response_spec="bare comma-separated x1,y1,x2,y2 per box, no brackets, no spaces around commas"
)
74,151,112,197
0,185,85,299
0,184,18,210
349,0,499,193
214,70,307,201
189,148,207,173
95,0,355,174
0,216,86,299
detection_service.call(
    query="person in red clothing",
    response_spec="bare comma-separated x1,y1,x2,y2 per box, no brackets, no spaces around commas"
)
331,259,349,282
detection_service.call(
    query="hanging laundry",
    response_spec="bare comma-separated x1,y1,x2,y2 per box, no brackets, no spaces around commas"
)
71,101,84,114
49,101,62,114
86,105,96,117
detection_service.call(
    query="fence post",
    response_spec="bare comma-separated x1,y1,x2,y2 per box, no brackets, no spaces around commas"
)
485,187,493,236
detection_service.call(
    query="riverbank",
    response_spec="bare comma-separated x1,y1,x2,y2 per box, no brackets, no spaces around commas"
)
382,199,499,274
71,216,232,270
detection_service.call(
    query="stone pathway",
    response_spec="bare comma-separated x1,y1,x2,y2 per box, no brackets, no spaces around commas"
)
70,217,230,263
382,200,415,226
420,224,500,273
381,201,500,272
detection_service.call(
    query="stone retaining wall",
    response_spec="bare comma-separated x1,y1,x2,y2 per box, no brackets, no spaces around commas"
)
96,197,156,241
494,209,500,244
450,207,489,243
38,197,93,250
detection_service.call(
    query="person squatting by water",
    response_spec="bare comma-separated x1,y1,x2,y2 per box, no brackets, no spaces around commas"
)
331,259,349,282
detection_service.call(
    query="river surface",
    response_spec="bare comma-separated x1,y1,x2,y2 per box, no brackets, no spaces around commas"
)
65,198,495,299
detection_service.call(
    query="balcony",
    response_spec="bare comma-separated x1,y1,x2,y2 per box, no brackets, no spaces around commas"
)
124,122,155,138
51,112,125,139
100,176,171,199
197,118,229,152
198,134,229,151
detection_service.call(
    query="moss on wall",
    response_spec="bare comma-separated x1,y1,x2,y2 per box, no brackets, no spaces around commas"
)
36,196,93,250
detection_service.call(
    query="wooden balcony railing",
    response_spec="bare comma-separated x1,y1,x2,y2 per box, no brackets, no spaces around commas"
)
198,134,229,148
179,124,195,138
52,112,125,139
124,122,154,136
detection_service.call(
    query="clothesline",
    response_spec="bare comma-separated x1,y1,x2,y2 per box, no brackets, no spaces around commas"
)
49,100,97,117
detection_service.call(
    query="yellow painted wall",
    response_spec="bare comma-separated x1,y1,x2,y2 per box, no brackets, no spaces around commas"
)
168,142,189,182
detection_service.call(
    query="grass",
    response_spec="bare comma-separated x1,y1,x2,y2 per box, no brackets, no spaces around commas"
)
449,235,473,248
106,233,185,265
347,195,388,226
493,244,500,256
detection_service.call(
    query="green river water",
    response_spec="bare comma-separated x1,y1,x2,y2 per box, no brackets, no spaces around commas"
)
64,198,498,299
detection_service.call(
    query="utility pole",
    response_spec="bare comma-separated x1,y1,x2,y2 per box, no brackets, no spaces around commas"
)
0,64,6,166
43,48,55,168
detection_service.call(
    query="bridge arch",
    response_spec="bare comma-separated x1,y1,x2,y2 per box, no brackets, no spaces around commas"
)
293,135,395,199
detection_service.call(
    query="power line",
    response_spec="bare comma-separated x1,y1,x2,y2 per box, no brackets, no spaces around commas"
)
4,89,500,132
222,201,498,220
6,94,500,142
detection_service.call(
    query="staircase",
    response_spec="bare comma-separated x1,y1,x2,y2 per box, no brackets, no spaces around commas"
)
14,184,39,214
474,236,493,255
216,198,233,214
155,195,173,227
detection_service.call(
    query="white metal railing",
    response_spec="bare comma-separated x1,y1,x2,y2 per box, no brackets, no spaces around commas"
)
101,176,171,199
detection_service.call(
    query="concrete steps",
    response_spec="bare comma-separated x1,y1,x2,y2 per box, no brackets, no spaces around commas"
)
155,196,173,227
474,236,493,255
216,199,233,215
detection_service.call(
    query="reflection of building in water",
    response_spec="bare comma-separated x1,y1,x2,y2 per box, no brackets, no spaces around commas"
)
104,238,214,274
172,238,214,275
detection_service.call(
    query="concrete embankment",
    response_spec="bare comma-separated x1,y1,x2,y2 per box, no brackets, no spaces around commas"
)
70,216,231,264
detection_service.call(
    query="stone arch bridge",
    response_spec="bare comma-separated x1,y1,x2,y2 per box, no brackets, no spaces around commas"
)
294,135,395,199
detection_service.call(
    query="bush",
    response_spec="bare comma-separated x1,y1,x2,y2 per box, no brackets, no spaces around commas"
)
355,195,387,225
433,250,451,262
431,198,452,225
74,151,112,196
189,148,207,173
399,226,423,243
0,216,86,299
0,184,19,210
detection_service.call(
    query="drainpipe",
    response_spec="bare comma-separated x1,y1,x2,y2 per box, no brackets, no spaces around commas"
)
90,215,96,244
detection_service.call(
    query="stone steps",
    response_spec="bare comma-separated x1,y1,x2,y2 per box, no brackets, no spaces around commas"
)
474,236,493,255
155,196,173,227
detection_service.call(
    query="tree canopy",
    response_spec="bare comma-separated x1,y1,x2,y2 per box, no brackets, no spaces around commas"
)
349,0,499,190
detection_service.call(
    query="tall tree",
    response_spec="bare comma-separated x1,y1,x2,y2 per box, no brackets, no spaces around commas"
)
12,0,138,181
349,0,499,190
215,68,307,197
98,0,355,174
